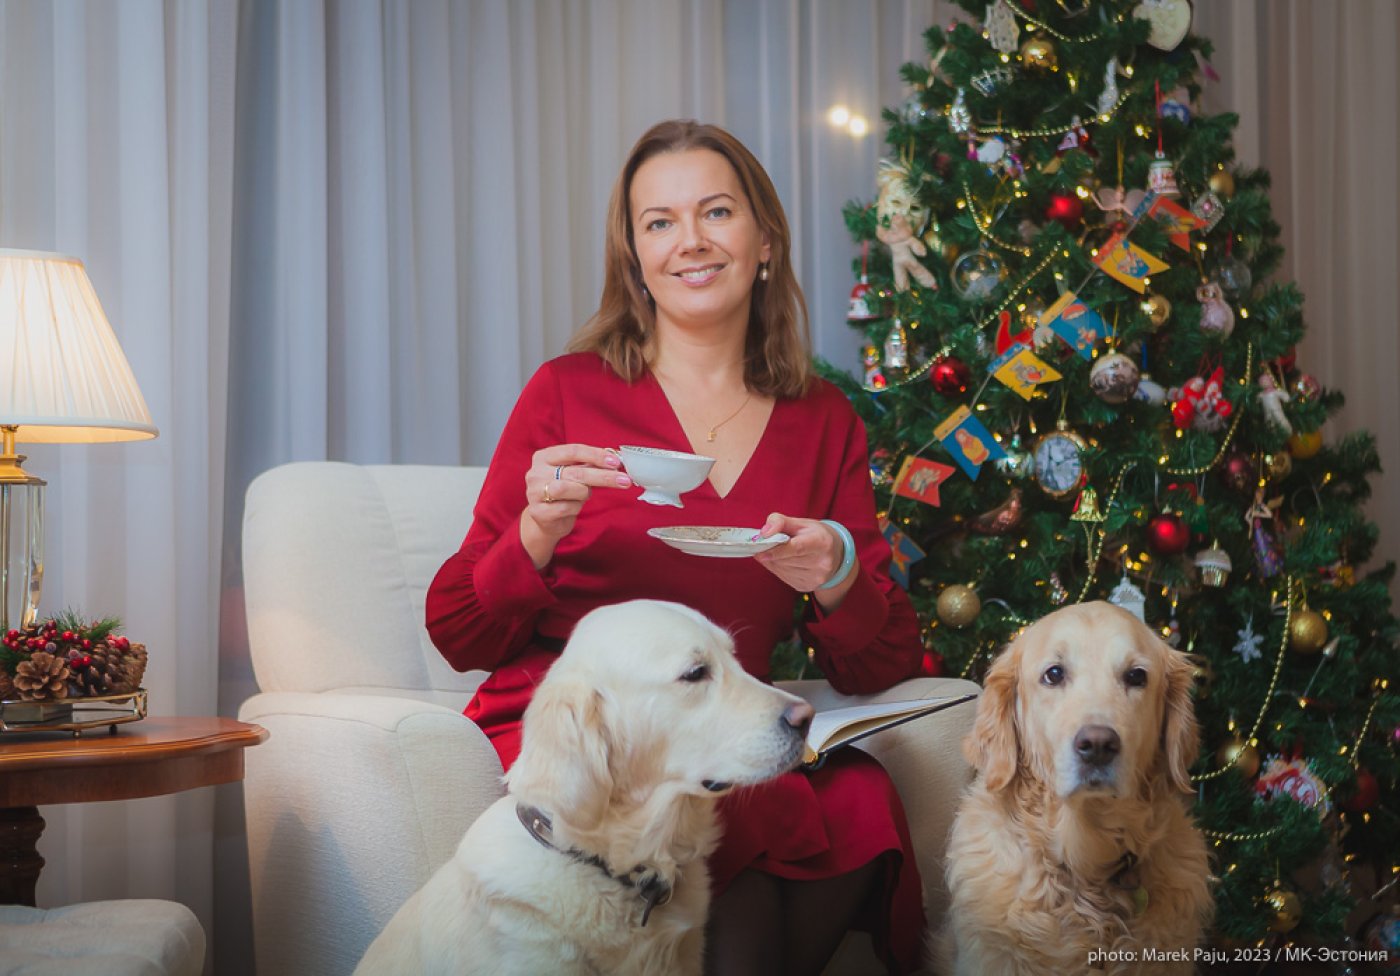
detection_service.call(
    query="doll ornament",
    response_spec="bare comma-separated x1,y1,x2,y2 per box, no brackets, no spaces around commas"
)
1257,371,1293,435
876,161,938,293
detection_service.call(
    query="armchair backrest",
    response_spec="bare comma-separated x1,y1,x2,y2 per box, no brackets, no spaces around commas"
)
242,462,488,699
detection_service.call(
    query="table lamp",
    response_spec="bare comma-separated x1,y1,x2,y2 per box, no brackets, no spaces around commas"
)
0,249,157,632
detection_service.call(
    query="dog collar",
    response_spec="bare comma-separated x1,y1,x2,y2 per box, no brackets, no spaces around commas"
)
516,803,674,926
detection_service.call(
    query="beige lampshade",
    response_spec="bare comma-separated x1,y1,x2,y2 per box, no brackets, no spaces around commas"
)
0,248,158,443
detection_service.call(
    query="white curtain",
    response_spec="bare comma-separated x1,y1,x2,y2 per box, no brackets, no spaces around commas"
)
2,3,1394,975
0,0,236,949
1193,0,1400,627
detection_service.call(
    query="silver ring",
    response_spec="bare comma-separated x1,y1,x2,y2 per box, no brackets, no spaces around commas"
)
543,484,554,504
554,466,564,480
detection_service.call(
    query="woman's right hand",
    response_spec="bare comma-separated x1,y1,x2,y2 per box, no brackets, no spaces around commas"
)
519,444,632,568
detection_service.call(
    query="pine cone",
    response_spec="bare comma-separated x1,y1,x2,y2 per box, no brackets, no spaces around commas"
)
67,649,114,697
13,652,70,701
108,641,147,694
0,670,14,701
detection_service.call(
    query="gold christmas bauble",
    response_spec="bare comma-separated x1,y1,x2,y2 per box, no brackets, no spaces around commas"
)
941,241,961,263
1141,294,1171,329
1263,451,1292,481
1019,35,1058,72
1289,609,1329,654
1288,430,1323,459
1216,735,1261,779
1208,169,1236,199
936,584,981,628
1264,884,1302,933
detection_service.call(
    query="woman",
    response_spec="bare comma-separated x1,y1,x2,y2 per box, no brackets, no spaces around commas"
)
426,119,926,975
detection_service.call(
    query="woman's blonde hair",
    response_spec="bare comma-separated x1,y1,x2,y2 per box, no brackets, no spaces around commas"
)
567,120,811,398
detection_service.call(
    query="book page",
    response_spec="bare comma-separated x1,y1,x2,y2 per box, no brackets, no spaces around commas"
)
803,694,976,761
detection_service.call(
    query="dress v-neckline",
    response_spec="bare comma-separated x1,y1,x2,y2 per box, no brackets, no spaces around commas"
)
646,371,777,501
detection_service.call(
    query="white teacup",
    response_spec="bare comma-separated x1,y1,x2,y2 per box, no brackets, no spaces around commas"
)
618,445,715,508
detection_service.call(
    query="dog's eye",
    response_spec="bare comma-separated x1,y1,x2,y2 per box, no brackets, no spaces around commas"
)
1125,667,1149,688
1041,665,1065,687
680,664,710,683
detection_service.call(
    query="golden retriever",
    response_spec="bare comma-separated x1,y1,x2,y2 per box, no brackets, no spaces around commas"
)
354,599,813,976
939,601,1212,975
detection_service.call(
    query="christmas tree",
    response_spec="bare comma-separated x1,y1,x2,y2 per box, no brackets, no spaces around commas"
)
830,0,1400,951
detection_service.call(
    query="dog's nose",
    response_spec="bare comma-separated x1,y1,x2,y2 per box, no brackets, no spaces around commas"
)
1073,725,1121,767
782,700,814,731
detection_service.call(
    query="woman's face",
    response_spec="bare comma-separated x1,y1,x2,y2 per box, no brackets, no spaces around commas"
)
629,148,771,335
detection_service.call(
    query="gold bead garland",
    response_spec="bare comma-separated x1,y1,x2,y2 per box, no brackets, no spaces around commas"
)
1351,693,1383,769
968,85,1134,139
962,179,1034,257
1161,342,1255,476
1193,575,1297,783
998,0,1126,44
860,243,1059,393
1202,825,1285,843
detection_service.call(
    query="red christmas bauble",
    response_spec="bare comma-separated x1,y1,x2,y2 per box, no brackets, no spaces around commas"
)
1344,768,1380,812
930,355,971,396
1147,512,1191,555
1045,192,1083,230
1218,451,1256,495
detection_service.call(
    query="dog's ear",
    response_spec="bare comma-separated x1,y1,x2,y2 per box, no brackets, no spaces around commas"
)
965,641,1020,791
1159,644,1200,794
508,678,614,831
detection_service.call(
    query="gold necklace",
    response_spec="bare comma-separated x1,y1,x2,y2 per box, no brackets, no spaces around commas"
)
707,392,753,442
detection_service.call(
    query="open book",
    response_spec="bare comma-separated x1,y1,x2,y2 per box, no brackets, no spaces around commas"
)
802,693,977,768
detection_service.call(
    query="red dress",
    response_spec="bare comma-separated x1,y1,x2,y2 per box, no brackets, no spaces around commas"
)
426,352,928,971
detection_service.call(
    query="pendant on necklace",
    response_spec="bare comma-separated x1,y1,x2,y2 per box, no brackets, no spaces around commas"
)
707,430,717,442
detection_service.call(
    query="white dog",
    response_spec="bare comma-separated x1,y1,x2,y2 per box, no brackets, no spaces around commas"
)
354,599,814,976
940,602,1213,975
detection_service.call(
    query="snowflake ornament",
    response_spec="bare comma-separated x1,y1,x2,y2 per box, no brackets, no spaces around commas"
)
1234,615,1264,663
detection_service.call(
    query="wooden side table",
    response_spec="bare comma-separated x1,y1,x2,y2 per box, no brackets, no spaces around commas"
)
0,716,267,905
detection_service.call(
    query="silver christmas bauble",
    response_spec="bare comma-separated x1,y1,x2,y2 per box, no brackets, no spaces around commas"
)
951,248,1005,301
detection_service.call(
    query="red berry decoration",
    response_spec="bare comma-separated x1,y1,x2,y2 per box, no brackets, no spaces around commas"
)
930,355,971,396
1044,191,1083,230
1147,512,1191,555
1343,768,1380,812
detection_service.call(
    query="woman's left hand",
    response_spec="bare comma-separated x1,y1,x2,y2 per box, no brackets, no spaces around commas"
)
752,513,857,607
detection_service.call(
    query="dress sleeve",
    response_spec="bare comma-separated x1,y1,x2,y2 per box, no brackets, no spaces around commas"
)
798,403,924,695
425,364,563,672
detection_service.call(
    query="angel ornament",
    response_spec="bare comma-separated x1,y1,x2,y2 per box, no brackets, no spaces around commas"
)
1246,489,1284,578
876,161,938,293
1257,371,1293,435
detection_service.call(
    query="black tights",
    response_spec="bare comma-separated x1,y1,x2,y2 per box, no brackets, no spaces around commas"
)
703,859,884,976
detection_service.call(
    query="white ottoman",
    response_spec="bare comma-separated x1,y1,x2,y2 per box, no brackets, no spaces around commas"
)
0,900,205,976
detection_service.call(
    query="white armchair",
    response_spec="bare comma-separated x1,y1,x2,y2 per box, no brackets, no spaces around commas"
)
238,461,978,976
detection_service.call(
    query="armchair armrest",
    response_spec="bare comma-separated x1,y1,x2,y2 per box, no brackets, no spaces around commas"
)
776,677,980,934
237,692,504,976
